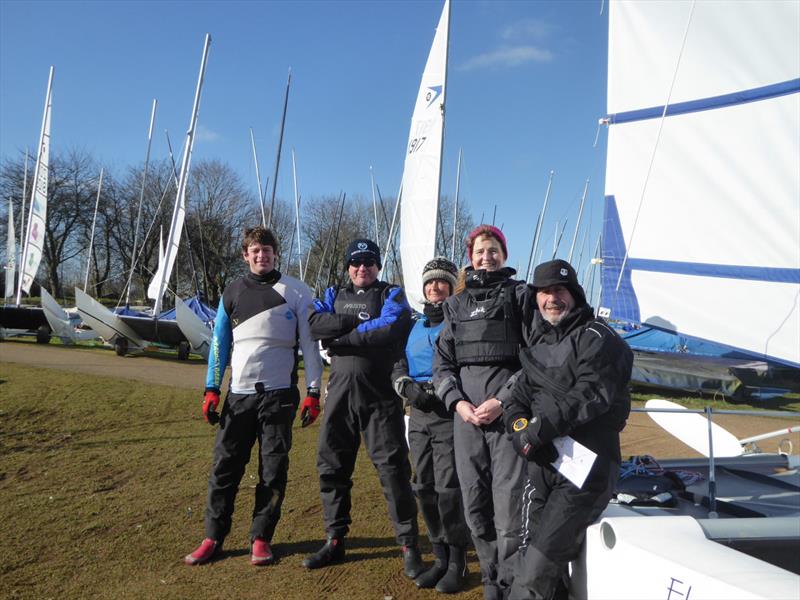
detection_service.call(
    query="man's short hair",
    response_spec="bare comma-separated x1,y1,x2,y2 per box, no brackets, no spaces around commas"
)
242,226,279,254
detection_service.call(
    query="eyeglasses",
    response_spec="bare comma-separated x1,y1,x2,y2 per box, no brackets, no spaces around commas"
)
350,259,376,268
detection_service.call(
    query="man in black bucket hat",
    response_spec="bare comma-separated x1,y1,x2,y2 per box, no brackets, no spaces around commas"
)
499,258,632,599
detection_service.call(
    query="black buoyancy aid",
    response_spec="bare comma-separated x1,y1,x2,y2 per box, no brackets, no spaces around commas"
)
333,281,390,321
453,274,523,366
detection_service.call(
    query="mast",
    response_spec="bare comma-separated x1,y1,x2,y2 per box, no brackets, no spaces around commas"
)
567,178,589,263
525,170,554,281
267,68,292,229
18,149,29,275
149,33,211,315
250,127,267,227
17,66,54,305
451,147,462,262
291,148,303,279
370,166,379,246
552,219,567,260
126,99,157,305
83,168,104,292
5,198,15,300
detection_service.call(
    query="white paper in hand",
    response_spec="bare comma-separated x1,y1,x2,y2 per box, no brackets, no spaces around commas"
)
551,436,597,489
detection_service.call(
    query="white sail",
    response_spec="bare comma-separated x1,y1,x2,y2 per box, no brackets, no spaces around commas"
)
17,66,54,300
399,0,450,311
147,34,210,314
601,0,800,366
5,199,15,298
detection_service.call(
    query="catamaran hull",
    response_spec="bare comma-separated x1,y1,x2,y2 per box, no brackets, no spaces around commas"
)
174,297,211,359
40,288,97,344
0,305,51,342
74,288,146,353
571,512,799,600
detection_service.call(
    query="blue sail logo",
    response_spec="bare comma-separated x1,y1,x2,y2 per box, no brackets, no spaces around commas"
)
425,85,442,108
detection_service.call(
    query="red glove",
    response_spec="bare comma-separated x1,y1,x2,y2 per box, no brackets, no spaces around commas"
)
203,389,220,424
300,391,321,428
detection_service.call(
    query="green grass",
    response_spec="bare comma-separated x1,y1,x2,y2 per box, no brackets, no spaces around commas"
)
2,361,797,599
0,363,484,599
630,389,800,413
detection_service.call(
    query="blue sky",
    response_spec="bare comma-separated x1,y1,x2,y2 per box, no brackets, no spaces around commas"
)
1,0,609,284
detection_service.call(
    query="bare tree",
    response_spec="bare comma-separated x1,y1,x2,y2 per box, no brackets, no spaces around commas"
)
182,159,258,304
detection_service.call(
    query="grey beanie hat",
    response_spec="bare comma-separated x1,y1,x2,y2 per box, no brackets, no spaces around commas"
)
421,256,458,296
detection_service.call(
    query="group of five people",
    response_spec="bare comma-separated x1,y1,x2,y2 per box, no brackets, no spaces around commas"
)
184,224,632,600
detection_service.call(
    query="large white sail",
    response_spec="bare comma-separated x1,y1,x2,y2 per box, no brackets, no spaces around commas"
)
4,198,15,299
399,0,450,311
147,34,210,314
17,67,54,301
601,0,800,366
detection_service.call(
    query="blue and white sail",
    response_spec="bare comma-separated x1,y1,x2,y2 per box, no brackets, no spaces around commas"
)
600,0,800,368
17,66,54,302
399,0,450,311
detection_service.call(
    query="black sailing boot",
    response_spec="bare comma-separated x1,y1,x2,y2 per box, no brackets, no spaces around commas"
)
435,545,468,593
415,543,448,588
302,537,345,569
402,543,425,579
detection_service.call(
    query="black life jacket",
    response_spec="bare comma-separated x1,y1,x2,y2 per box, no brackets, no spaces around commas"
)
453,274,523,366
333,280,390,321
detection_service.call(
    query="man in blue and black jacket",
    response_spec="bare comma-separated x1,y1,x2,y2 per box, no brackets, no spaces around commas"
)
303,238,423,579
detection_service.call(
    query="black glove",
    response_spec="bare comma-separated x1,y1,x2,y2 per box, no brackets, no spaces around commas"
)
530,443,558,466
509,415,542,461
404,381,437,411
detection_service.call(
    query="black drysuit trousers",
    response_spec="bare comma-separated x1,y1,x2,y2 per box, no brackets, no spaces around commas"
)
316,361,418,546
205,387,299,542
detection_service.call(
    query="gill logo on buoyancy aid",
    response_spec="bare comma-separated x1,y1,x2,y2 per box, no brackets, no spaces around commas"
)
454,281,523,365
469,306,486,318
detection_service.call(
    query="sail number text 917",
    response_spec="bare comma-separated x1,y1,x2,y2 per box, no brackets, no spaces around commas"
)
408,137,427,154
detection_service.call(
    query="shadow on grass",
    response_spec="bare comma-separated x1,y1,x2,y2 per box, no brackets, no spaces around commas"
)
204,536,398,565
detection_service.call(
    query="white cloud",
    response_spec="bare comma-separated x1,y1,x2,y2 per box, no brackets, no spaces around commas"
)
501,19,552,41
196,124,220,142
459,46,553,71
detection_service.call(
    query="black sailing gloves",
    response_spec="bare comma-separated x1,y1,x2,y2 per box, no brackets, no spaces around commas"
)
509,415,558,466
403,381,438,411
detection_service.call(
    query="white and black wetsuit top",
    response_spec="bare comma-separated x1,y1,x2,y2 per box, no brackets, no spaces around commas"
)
205,270,322,394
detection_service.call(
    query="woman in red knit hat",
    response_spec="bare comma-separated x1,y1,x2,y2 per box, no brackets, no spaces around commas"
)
433,224,535,600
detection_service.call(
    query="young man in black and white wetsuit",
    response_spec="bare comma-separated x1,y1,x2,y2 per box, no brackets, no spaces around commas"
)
433,225,536,600
392,257,471,593
185,226,323,567
303,239,423,579
501,259,632,599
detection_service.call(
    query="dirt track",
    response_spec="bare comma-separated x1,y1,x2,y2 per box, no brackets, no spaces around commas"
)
0,339,208,389
2,339,798,457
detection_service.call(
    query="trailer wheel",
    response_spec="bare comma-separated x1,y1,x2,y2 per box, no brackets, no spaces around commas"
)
115,337,129,357
36,325,51,344
177,341,190,361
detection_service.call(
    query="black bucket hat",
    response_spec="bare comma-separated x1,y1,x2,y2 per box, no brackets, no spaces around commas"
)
532,259,587,306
